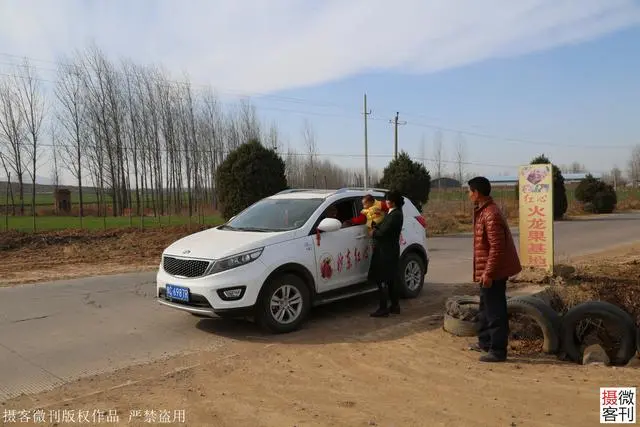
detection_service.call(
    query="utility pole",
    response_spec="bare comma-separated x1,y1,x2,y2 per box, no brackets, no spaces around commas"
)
363,93,372,189
389,111,406,159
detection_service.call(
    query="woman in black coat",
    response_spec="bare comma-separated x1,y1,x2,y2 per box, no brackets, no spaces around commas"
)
367,190,404,317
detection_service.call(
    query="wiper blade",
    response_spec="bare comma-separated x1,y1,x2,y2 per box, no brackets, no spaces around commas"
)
235,227,270,232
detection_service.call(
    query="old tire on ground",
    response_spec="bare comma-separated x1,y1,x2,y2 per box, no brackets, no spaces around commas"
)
443,313,479,337
507,296,562,355
398,252,426,299
256,273,311,334
560,301,637,365
445,295,480,321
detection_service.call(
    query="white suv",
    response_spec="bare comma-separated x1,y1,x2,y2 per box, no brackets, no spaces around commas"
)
156,187,429,333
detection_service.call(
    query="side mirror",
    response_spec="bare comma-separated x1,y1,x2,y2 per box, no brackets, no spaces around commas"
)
317,218,342,233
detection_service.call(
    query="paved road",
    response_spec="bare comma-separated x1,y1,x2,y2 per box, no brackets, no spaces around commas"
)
1,213,639,402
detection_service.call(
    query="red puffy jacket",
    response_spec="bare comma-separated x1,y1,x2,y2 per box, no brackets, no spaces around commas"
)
473,198,522,283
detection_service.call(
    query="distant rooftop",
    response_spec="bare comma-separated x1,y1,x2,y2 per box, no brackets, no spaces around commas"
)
463,172,602,187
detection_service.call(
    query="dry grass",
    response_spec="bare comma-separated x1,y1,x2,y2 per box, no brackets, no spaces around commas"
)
0,225,211,286
515,243,640,329
424,199,519,236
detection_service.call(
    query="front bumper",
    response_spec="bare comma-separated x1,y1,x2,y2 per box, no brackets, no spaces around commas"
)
156,259,267,316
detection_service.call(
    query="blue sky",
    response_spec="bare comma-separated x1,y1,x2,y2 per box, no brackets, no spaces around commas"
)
255,25,640,176
0,0,639,183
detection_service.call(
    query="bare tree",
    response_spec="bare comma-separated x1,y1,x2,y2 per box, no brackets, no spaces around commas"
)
237,99,261,143
0,152,14,218
454,132,466,186
560,162,586,174
433,129,444,189
55,56,87,214
628,144,640,187
418,133,427,167
0,78,26,215
266,121,281,153
14,58,46,229
603,166,625,190
50,123,60,193
302,119,317,187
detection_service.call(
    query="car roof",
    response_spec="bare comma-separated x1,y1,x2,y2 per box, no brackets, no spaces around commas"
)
268,187,389,200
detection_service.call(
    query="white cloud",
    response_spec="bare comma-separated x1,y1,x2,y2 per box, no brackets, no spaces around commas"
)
0,0,639,94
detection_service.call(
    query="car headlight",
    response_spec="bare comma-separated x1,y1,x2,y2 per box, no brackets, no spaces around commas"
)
208,248,264,275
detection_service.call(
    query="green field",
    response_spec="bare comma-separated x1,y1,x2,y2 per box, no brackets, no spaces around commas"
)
1,214,224,232
429,186,640,202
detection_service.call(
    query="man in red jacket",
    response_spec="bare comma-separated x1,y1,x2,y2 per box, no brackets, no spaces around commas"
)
467,176,522,363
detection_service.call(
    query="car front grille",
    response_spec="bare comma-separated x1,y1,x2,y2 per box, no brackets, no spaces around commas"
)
162,256,211,278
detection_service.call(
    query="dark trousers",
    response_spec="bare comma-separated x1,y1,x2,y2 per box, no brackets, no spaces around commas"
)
477,278,509,357
377,280,399,310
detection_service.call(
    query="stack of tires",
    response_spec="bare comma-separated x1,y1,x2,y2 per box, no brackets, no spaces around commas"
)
443,295,639,364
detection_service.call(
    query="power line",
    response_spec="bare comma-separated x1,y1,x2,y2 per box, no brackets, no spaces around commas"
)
6,137,525,169
0,52,636,152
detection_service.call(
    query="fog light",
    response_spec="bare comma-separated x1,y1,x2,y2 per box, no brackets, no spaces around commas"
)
224,289,242,298
218,286,245,301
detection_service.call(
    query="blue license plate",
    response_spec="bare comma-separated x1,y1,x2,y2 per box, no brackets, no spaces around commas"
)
166,284,190,302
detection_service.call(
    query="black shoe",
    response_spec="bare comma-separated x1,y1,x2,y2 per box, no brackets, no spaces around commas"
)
468,343,489,353
390,305,400,314
370,308,390,317
479,352,507,363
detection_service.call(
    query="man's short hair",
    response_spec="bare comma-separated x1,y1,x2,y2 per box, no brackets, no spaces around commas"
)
467,176,491,197
385,190,404,207
362,194,375,203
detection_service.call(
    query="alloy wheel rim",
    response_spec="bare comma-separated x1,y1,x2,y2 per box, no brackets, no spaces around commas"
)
404,260,422,291
269,284,303,324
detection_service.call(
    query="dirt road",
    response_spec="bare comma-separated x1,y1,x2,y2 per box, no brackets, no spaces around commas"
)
2,215,640,404
2,279,636,427
1,215,639,426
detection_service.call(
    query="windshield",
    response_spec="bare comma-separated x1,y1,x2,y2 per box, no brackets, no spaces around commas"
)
223,198,324,232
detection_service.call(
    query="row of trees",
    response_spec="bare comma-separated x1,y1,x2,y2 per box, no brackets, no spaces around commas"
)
1,43,636,227
217,139,625,223
0,46,378,225
216,140,432,219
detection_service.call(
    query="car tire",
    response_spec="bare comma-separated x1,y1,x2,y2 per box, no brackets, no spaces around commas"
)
445,295,481,321
398,252,426,299
443,313,479,337
256,273,311,334
507,296,562,355
560,301,637,365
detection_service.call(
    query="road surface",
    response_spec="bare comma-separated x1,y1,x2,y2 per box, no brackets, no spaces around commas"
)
1,212,638,402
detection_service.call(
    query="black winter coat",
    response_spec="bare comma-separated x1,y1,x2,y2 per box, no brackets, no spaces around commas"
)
367,207,403,284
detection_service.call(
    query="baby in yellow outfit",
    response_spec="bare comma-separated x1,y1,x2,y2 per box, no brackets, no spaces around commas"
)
359,194,387,229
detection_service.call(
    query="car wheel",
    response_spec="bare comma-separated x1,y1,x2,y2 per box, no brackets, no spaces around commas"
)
256,273,311,334
398,252,425,299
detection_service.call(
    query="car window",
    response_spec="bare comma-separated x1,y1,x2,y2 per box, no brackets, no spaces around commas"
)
224,198,324,231
313,198,358,232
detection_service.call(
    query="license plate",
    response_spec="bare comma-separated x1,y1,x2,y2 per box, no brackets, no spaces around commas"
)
166,284,190,302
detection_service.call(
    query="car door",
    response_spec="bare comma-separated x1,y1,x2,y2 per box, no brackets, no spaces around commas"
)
351,197,373,284
310,198,366,293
